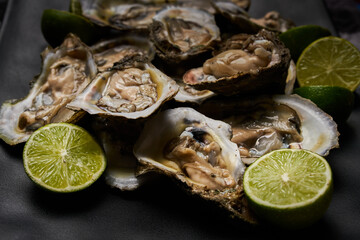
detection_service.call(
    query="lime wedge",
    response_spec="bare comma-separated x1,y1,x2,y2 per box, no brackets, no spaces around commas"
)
23,123,106,193
294,86,354,124
243,149,333,228
41,9,102,48
279,24,331,61
296,36,360,92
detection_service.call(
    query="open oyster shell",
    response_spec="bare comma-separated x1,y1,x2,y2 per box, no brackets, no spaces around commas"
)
134,107,256,223
91,34,155,72
197,94,339,164
0,34,97,145
183,29,291,96
150,6,221,63
78,0,166,31
67,55,179,119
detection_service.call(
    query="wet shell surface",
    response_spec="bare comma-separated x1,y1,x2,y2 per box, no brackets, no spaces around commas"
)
183,29,291,96
67,55,179,119
197,94,339,164
0,34,97,145
150,6,221,63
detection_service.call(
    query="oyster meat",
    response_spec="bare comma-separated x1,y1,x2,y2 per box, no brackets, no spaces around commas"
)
134,107,256,222
91,34,155,72
150,6,221,63
79,0,166,31
198,94,339,164
67,55,179,119
183,29,291,95
0,34,97,145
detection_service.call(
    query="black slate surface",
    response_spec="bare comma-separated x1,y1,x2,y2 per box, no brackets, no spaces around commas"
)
1,0,360,239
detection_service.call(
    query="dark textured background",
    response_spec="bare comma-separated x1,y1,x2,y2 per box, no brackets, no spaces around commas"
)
0,1,360,239
324,0,360,49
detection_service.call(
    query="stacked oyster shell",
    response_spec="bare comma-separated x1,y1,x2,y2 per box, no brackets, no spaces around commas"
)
0,0,339,224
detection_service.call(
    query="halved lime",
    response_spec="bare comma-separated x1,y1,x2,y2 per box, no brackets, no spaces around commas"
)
243,149,333,228
296,36,360,92
23,123,106,193
294,86,354,124
279,24,331,61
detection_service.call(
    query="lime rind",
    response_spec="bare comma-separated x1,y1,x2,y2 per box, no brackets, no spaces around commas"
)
23,123,106,193
293,86,355,123
279,24,331,61
243,149,332,209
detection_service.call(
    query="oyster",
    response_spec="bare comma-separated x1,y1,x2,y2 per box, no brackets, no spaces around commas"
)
213,1,293,33
134,107,256,222
67,54,179,119
78,0,166,31
0,34,97,145
91,34,155,72
150,6,221,63
197,94,339,164
183,29,291,96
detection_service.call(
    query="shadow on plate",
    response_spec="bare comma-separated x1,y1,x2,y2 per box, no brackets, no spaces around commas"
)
107,174,339,238
0,141,24,160
29,175,108,215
